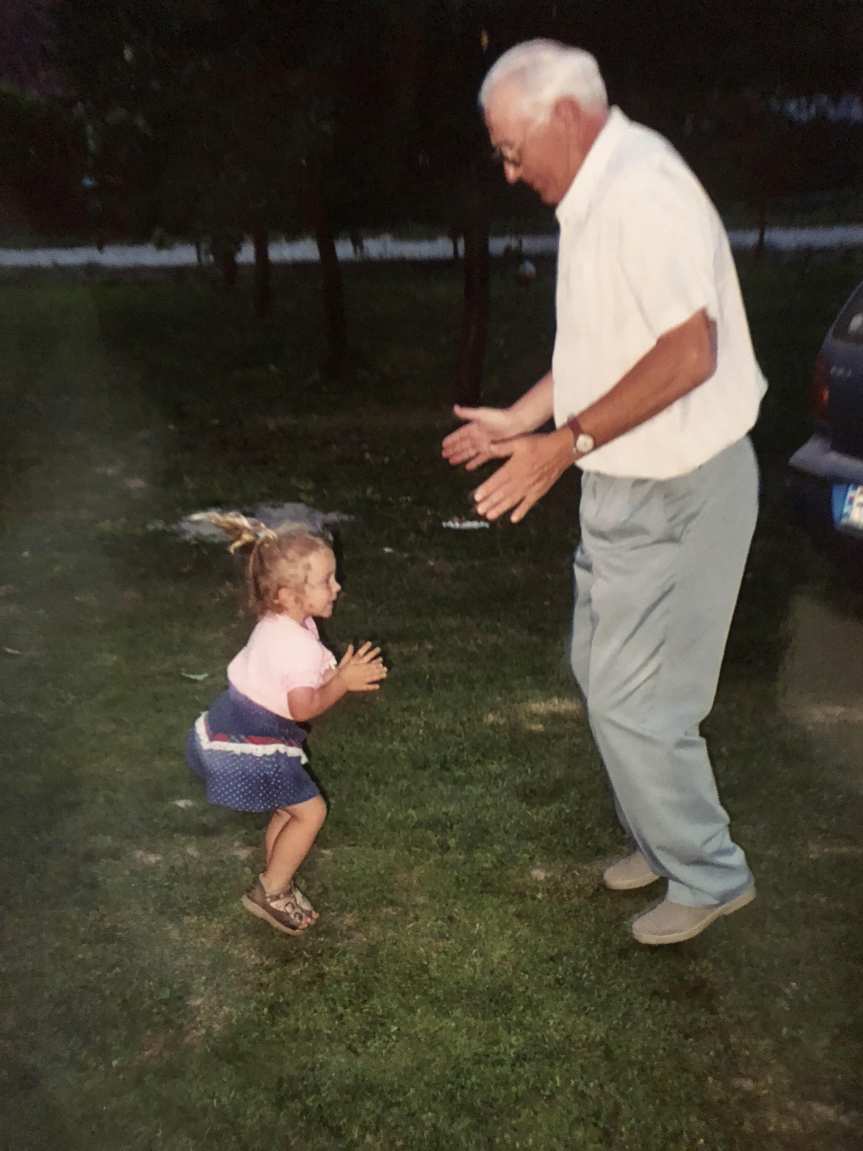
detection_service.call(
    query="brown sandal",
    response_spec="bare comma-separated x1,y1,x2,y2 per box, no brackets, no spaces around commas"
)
241,877,315,936
289,881,318,922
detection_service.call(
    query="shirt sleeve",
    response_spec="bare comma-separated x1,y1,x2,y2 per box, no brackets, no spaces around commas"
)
611,162,720,341
279,630,332,693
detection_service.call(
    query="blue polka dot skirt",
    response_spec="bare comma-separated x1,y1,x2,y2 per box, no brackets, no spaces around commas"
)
186,686,321,812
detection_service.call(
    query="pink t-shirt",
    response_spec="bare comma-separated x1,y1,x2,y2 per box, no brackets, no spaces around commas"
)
227,614,337,720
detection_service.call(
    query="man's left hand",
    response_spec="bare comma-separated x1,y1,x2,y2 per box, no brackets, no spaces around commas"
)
472,428,574,523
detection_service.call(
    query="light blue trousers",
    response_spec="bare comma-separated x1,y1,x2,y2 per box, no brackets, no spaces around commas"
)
570,437,758,907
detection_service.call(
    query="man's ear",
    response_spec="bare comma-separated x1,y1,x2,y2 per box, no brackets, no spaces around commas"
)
553,97,583,129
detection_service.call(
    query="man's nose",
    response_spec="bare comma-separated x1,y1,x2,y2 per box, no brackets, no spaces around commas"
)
503,160,520,185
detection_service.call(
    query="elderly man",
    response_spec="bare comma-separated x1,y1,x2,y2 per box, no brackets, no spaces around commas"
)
443,40,766,945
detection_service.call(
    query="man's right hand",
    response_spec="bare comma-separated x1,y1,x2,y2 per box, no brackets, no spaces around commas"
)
441,404,518,471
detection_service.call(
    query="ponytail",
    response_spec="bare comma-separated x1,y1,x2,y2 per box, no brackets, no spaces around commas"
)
191,511,277,553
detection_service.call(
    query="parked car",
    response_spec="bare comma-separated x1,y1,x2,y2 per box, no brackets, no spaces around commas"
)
787,278,863,543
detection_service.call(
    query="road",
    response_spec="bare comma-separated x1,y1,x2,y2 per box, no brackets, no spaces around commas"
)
1,225,863,268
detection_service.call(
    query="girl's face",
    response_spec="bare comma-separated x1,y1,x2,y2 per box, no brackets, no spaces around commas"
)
277,547,340,620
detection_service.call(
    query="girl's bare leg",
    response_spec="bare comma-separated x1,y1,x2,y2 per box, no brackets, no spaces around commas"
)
261,795,327,905
264,809,292,864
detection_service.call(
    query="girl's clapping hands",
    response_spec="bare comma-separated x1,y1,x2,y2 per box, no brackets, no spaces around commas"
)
337,642,388,692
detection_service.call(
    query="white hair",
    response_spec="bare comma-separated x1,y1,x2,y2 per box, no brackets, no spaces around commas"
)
479,39,608,123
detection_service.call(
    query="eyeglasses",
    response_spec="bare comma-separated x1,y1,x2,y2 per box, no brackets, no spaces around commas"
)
489,141,524,170
489,118,540,172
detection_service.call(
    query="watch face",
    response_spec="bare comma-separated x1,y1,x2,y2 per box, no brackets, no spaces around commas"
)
575,432,595,454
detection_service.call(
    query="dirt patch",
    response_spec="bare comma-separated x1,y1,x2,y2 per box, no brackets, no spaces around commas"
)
780,590,863,789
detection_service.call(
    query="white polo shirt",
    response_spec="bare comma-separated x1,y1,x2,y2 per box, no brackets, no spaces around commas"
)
552,108,767,479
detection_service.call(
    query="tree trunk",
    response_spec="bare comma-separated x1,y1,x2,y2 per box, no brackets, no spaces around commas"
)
310,193,348,378
219,246,238,288
448,225,461,263
755,197,768,260
253,225,271,317
455,168,489,405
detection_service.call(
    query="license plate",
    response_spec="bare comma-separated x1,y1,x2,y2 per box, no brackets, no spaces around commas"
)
837,483,863,532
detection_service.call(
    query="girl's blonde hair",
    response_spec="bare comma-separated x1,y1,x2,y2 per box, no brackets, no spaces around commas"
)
194,511,333,617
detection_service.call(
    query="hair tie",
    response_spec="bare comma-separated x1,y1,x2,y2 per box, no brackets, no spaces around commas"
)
251,523,278,548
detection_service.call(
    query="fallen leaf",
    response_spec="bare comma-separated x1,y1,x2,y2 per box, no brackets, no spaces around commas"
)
180,672,209,681
442,518,490,530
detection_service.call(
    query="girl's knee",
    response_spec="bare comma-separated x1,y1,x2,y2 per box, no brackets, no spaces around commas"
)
299,794,327,829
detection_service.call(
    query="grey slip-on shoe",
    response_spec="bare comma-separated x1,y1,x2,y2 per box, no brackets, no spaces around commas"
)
632,885,756,946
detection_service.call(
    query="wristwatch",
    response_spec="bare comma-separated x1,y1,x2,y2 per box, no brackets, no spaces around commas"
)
566,415,595,459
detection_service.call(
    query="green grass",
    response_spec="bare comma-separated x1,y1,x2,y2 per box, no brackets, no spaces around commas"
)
1,256,863,1151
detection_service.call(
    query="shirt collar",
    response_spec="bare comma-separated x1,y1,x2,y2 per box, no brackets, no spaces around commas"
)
555,106,629,227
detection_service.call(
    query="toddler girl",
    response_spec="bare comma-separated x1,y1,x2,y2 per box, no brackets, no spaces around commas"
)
186,513,386,936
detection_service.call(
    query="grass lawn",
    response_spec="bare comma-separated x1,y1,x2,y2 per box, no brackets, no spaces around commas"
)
1,254,862,1151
